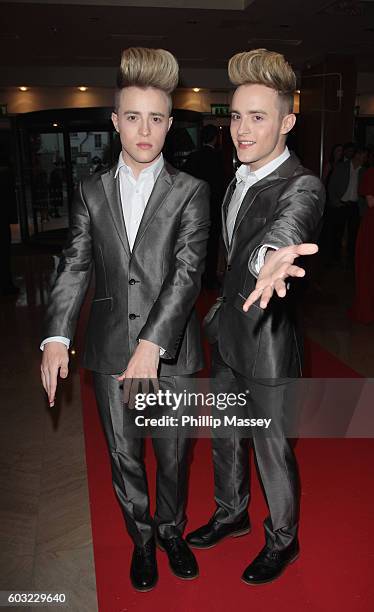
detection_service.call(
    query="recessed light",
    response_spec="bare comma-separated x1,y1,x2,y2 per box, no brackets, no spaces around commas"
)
53,123,58,127
78,86,88,92
19,86,28,91
193,88,201,93
296,89,300,94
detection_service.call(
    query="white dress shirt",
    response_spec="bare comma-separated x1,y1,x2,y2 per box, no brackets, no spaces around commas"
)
226,147,290,273
41,153,165,352
341,161,361,203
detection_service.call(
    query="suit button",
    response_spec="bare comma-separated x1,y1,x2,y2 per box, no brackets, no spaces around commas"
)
129,278,137,285
129,313,137,320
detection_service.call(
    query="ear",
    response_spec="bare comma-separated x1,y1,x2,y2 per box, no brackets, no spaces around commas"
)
168,116,173,132
111,111,119,132
281,113,296,135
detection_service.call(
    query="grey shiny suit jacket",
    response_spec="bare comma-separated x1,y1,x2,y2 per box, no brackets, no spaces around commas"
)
204,153,325,381
43,161,210,375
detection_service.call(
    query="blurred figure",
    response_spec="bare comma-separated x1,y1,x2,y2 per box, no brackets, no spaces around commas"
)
0,154,18,296
349,167,374,323
343,141,356,162
322,143,343,185
183,124,225,288
327,146,367,263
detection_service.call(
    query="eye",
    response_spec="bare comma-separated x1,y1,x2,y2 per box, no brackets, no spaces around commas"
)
230,113,240,121
126,114,137,121
152,116,162,123
253,115,263,121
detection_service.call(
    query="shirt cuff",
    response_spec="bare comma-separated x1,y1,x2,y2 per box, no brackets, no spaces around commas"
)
253,244,279,275
40,336,70,351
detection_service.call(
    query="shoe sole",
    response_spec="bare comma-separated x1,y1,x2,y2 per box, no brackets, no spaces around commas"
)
187,527,251,550
241,553,299,586
131,578,158,592
157,542,199,580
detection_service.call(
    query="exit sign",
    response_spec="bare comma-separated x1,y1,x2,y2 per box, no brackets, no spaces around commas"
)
211,104,230,116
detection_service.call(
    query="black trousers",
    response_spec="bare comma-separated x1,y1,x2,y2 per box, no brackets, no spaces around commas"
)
210,345,300,551
329,201,360,261
92,372,191,547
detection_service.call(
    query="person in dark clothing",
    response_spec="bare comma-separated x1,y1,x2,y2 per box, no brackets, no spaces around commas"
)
183,124,225,288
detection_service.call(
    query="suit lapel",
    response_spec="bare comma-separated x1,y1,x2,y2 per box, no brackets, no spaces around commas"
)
131,163,176,253
229,153,301,254
101,167,131,258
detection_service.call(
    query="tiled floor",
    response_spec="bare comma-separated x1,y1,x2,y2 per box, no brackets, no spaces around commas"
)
1,248,373,611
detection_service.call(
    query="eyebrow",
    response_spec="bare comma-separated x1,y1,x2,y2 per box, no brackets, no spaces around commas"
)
230,109,268,116
123,110,166,117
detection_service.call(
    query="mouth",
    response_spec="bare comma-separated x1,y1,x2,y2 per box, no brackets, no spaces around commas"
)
137,142,153,150
238,140,256,149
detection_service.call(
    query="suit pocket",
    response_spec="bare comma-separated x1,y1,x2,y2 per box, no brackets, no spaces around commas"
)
91,296,113,310
233,292,265,322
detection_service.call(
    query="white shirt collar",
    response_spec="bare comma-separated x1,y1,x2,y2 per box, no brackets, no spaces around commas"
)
236,146,290,184
115,152,164,181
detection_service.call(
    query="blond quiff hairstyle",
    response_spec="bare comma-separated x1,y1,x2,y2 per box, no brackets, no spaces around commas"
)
116,47,178,114
228,48,296,114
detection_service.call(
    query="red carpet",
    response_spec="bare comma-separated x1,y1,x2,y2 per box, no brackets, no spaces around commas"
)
79,293,373,611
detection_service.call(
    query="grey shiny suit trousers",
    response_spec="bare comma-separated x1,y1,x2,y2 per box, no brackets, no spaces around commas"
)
210,344,300,551
93,373,191,547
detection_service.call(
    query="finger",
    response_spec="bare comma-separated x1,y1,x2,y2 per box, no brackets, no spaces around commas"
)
260,284,274,309
293,243,318,255
59,362,69,379
48,366,59,406
243,288,262,312
285,264,306,278
123,377,132,406
274,278,287,298
41,367,47,393
117,370,126,381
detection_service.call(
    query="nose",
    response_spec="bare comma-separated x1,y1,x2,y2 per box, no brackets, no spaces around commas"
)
238,117,250,136
139,118,151,136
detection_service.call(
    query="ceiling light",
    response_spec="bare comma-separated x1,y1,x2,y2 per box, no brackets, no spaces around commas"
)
296,89,301,94
78,86,88,92
53,123,58,127
19,86,28,91
193,88,201,93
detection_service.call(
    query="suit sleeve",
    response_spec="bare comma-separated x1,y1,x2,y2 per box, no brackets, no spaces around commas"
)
138,181,210,359
248,174,325,276
42,181,93,343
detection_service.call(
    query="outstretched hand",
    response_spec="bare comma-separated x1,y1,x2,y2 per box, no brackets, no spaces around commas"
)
243,243,318,311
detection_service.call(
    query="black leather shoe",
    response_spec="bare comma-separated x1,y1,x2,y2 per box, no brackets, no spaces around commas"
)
130,538,158,592
186,514,250,549
241,540,300,585
158,535,199,580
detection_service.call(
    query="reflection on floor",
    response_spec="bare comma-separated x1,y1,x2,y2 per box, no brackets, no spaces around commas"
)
0,249,373,611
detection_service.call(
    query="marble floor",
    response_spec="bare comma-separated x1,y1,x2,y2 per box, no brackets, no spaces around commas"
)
0,247,373,611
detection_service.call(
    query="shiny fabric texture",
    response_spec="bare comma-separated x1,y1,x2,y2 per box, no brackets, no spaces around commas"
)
43,162,210,375
204,153,326,381
203,154,325,551
93,373,191,546
211,344,300,551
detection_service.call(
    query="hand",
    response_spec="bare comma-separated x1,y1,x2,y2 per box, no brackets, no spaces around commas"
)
41,342,69,407
243,243,319,311
118,339,160,408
